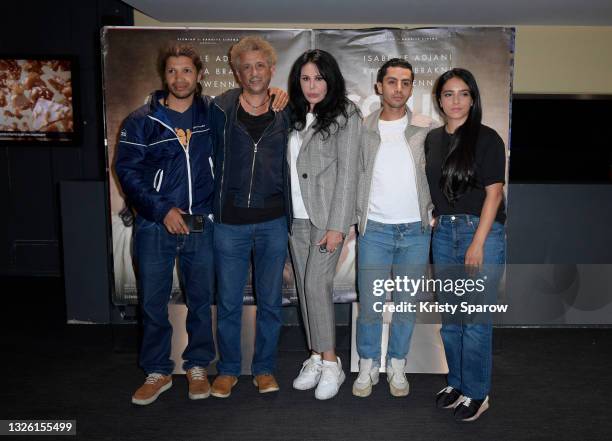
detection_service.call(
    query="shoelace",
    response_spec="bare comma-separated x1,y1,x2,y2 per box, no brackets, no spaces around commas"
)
357,362,374,381
145,373,164,384
438,386,455,395
319,364,339,385
388,363,407,384
301,357,322,374
189,367,206,381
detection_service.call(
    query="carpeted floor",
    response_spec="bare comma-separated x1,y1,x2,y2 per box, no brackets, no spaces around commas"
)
2,277,611,440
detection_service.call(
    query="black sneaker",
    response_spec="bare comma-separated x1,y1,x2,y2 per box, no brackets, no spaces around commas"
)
454,395,490,422
436,386,463,409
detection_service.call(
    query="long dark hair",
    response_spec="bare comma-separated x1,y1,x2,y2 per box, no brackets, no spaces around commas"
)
434,68,482,203
288,49,354,139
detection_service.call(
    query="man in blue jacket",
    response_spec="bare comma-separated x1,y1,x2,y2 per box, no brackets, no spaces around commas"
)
209,36,291,398
116,44,216,405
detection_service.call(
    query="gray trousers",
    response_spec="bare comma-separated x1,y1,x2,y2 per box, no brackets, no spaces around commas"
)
289,219,343,353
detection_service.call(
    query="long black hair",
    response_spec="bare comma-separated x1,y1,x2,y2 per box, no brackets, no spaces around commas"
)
288,49,354,140
434,68,482,203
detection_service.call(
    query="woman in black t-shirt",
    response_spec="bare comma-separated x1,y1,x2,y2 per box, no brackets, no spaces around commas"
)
425,68,506,422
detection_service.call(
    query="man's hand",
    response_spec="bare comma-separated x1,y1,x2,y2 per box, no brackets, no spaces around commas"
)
269,87,288,112
163,207,189,235
317,230,344,253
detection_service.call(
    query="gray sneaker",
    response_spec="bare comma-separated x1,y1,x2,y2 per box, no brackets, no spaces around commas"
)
352,358,380,397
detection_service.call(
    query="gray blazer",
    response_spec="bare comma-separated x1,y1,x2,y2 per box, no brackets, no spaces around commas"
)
356,106,436,235
293,103,362,234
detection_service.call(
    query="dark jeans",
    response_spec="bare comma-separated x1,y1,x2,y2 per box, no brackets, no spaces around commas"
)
133,215,215,375
214,216,288,376
432,214,506,400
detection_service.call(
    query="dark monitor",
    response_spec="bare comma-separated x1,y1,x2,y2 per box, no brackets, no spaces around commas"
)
509,94,612,183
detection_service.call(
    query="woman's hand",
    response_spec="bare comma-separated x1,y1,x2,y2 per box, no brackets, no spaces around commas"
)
317,230,344,253
465,240,484,275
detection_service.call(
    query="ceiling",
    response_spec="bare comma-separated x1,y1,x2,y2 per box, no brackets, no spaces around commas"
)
123,0,612,25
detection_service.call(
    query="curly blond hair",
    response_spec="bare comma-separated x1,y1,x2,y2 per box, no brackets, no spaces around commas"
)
230,36,277,70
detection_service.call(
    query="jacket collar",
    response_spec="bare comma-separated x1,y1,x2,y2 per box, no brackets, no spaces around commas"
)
147,90,209,129
364,105,419,133
213,87,242,113
366,105,431,145
296,117,318,150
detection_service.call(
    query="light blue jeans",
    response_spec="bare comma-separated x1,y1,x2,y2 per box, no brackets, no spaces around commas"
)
432,214,506,400
356,219,431,361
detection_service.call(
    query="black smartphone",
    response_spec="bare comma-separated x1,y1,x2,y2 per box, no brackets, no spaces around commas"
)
181,214,204,233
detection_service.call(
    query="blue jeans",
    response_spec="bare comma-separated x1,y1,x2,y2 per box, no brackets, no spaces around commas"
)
432,214,506,400
133,215,215,375
357,219,431,361
214,216,287,376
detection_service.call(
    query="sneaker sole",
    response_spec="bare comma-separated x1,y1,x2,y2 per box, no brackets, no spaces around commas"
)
252,378,280,393
352,376,379,398
388,376,409,397
131,380,172,406
389,382,410,397
211,378,238,398
457,397,490,422
188,389,211,400
352,383,371,397
292,375,321,391
315,370,346,400
439,394,464,409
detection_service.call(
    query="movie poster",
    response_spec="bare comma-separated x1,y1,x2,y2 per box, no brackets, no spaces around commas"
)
101,27,514,306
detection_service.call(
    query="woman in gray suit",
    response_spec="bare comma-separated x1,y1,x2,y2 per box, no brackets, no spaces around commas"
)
287,49,362,400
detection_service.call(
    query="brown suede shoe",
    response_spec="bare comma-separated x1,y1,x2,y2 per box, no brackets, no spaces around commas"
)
253,374,280,393
186,367,210,400
132,373,172,405
211,375,238,398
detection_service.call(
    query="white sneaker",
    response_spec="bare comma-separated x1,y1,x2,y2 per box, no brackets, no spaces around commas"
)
352,358,380,397
315,356,346,400
293,353,323,390
386,358,409,397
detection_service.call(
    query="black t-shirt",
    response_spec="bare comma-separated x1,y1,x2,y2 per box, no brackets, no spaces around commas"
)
425,124,506,224
237,105,274,141
222,105,284,224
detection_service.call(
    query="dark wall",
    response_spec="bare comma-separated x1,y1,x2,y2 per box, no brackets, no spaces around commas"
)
0,0,133,276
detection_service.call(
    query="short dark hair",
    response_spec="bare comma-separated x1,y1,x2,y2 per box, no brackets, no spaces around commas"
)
376,58,414,84
157,44,204,95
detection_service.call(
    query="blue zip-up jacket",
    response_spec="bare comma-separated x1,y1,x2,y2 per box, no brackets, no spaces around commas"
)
115,90,214,223
210,88,292,229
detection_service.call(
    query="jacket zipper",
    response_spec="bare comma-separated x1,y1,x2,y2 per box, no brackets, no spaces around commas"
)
214,102,228,222
247,142,258,207
238,119,274,208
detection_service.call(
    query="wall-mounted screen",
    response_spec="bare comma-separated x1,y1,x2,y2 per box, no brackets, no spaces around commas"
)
0,56,78,145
